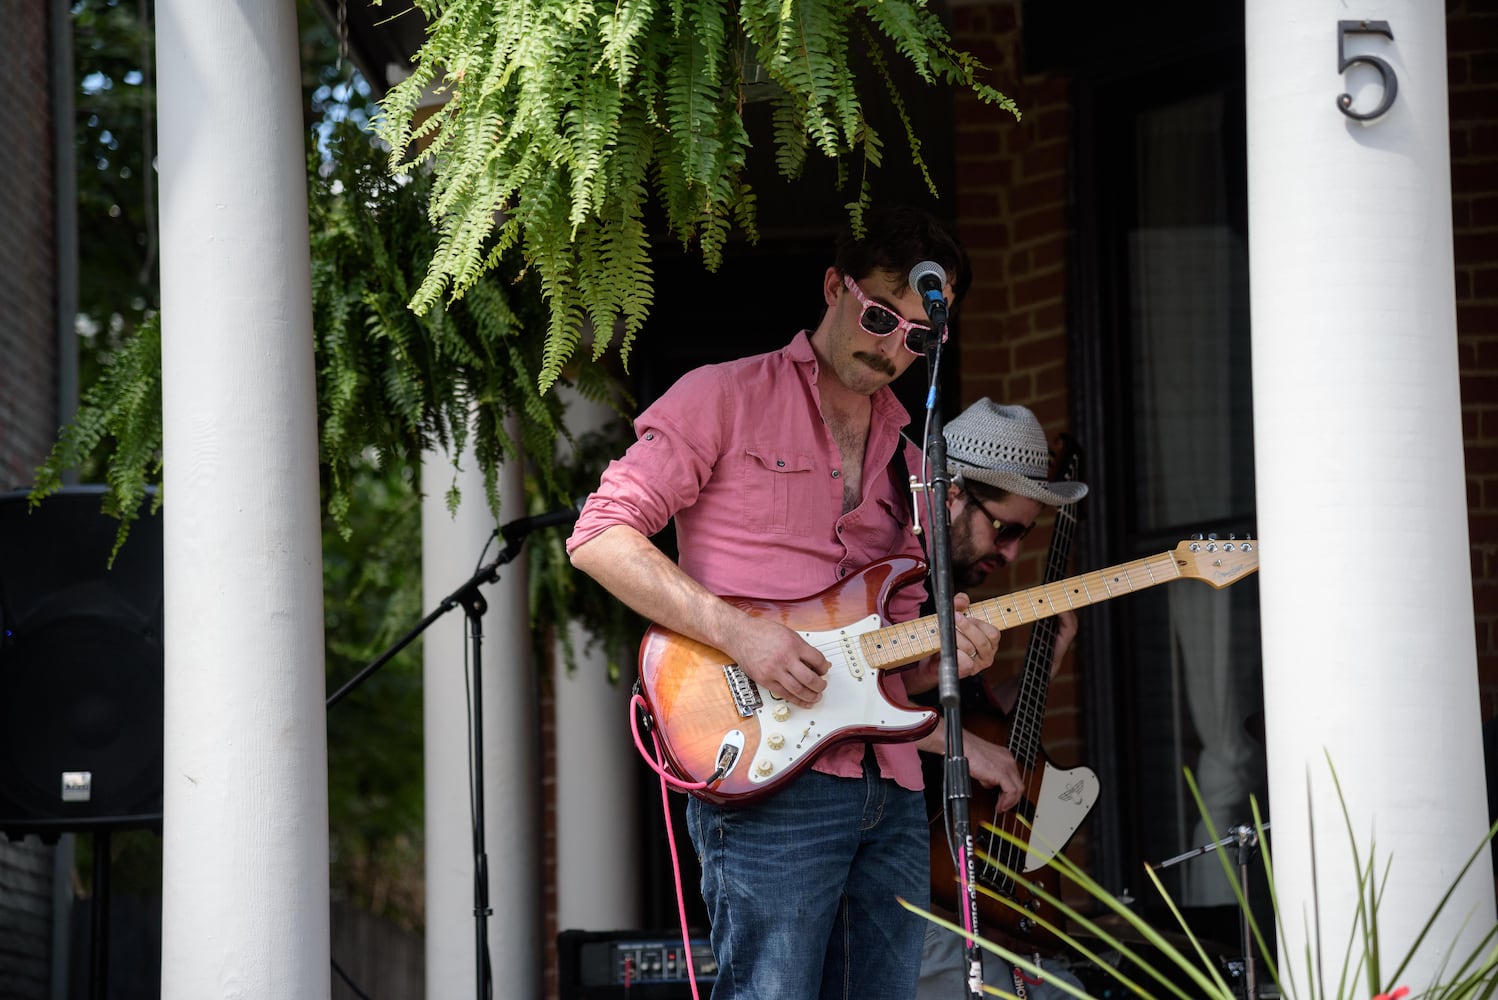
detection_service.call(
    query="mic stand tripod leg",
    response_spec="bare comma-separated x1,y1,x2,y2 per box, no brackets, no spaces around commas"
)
1235,826,1257,1000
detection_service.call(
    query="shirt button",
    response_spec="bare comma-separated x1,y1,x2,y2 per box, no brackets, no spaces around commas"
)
839,568,846,577
644,432,654,441
831,470,841,479
776,460,785,467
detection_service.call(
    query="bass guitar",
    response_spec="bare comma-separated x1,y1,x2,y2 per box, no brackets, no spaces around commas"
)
930,437,1093,948
635,537,1258,805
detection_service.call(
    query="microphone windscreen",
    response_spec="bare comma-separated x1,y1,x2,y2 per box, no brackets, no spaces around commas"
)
908,260,947,297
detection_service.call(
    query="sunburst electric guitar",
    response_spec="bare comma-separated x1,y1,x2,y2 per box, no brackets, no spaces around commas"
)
636,538,1259,805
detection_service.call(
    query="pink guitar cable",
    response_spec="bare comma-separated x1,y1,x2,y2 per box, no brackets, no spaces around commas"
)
629,693,708,1000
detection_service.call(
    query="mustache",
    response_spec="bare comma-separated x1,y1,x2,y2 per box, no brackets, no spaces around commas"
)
853,351,897,376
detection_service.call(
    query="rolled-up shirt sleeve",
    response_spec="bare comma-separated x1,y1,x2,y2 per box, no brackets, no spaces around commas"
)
566,365,726,553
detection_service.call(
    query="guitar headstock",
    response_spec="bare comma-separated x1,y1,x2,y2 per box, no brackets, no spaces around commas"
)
1173,536,1259,588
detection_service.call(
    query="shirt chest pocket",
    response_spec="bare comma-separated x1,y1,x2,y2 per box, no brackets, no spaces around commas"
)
740,448,819,535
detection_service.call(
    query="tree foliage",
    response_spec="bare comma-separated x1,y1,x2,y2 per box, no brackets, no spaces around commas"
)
374,0,1018,392
73,0,159,387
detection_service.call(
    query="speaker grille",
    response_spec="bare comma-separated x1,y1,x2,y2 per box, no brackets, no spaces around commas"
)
0,487,164,835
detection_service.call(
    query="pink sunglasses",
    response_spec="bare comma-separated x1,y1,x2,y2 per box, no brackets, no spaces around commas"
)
841,274,948,356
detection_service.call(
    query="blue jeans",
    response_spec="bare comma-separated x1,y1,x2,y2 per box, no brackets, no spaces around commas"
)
686,750,930,1000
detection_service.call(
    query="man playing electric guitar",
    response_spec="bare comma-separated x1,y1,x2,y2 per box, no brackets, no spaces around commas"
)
911,399,1090,1000
567,206,1012,1000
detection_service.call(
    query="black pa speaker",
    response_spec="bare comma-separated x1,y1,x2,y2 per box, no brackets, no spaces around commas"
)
0,485,164,836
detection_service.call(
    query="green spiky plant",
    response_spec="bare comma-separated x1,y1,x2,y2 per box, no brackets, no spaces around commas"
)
911,761,1498,999
373,0,1018,392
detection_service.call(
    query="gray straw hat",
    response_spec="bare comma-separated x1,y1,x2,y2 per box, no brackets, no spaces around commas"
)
944,399,1088,507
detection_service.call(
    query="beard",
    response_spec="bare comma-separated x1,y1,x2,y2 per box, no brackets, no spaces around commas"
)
949,524,1006,588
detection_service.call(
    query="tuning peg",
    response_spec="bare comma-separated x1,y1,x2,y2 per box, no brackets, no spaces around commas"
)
1191,532,1204,541
1207,532,1218,541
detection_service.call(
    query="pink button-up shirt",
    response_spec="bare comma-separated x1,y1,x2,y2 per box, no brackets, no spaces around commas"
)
568,331,930,789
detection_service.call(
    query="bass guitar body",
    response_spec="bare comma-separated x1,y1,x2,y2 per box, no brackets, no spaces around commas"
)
928,708,1099,950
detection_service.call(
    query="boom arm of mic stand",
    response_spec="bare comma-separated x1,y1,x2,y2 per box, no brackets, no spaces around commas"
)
325,535,522,711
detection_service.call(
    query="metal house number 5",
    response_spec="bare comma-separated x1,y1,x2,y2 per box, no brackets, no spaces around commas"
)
1337,20,1397,121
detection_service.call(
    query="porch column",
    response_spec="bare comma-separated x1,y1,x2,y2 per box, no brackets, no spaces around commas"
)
156,0,329,996
1246,2,1491,993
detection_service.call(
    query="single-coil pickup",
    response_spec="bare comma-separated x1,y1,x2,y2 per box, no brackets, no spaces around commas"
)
838,633,864,679
723,663,763,718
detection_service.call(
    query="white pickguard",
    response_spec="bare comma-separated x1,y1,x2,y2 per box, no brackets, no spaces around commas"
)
1022,762,1100,872
742,615,932,786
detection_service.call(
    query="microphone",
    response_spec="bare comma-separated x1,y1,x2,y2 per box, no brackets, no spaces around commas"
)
499,501,583,544
908,260,949,327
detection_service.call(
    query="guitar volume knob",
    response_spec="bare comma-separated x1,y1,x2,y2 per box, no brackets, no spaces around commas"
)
767,733,785,750
772,704,791,722
754,760,774,777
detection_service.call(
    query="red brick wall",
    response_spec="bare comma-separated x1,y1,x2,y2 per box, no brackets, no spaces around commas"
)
1450,0,1498,715
950,2,1083,764
0,2,59,493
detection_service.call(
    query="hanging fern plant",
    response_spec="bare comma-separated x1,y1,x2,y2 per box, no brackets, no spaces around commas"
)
34,119,614,547
375,0,1018,391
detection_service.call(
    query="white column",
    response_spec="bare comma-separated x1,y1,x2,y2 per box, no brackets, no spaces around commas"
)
423,433,540,999
156,1,328,997
554,390,642,931
1246,2,1491,993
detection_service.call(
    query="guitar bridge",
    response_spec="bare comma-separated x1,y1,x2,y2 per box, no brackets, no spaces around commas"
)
722,663,762,718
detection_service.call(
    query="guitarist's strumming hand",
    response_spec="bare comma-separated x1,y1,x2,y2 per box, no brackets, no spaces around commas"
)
725,613,831,710
915,723,1024,812
965,733,1025,812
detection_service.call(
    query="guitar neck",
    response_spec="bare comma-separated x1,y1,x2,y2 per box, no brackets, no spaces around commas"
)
1010,496,1079,761
859,549,1184,671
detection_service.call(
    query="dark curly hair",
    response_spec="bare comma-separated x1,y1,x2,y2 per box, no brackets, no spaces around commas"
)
832,204,972,308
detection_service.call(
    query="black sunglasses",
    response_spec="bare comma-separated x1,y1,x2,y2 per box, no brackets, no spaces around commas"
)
966,489,1035,544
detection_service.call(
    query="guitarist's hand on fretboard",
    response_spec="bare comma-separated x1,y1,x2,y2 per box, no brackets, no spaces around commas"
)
901,592,1002,697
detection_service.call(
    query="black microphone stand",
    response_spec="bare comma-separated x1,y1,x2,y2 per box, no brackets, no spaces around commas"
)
1150,821,1271,1000
327,519,554,1000
912,299,985,1000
